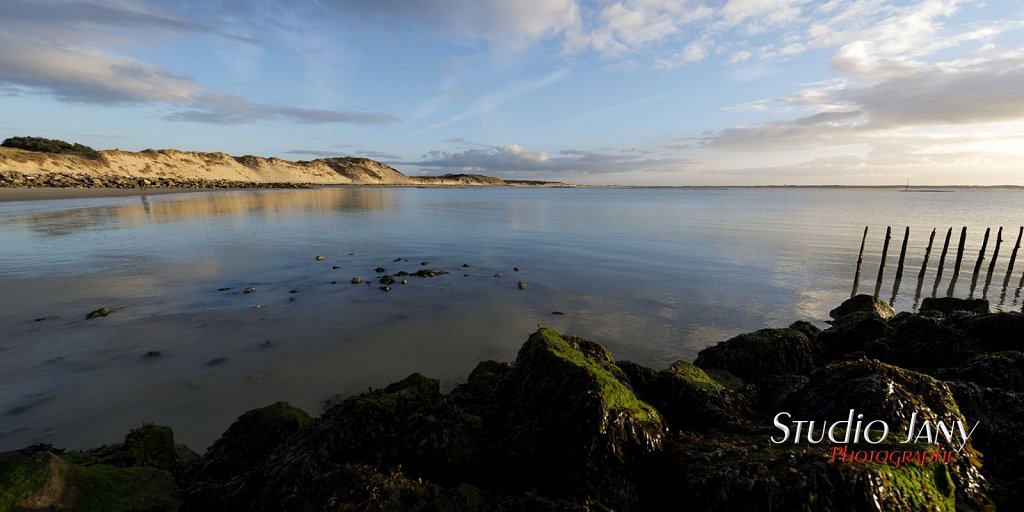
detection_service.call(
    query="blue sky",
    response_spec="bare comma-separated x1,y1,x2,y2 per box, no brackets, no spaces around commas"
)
1,0,1022,185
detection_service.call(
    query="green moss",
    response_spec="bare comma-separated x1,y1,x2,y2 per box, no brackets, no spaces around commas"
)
0,452,50,510
250,402,312,425
85,307,111,319
669,361,724,392
868,461,955,512
530,328,662,425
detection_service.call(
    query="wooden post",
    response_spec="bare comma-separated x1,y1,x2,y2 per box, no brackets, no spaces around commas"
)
875,226,892,298
933,227,952,296
948,227,967,297
852,226,868,298
894,227,910,282
972,227,991,281
918,228,936,279
988,227,1004,276
1004,227,1023,289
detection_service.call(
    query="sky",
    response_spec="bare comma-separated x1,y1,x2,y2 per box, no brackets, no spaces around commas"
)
0,0,1022,185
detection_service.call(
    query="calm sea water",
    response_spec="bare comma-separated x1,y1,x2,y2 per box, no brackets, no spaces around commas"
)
1,187,1022,451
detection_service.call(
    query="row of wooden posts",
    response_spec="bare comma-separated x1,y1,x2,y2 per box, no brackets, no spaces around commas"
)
852,226,1024,305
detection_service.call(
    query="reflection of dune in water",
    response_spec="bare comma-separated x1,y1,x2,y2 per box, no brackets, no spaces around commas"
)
16,189,397,237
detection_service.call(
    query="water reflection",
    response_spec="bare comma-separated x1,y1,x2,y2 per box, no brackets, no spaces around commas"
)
12,188,396,237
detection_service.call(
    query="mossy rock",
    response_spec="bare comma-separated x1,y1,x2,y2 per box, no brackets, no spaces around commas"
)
865,315,976,374
450,360,512,417
0,448,179,511
695,328,815,383
85,307,111,320
788,320,821,340
619,360,751,434
829,294,895,320
791,359,993,509
185,402,311,485
490,328,665,510
948,381,1024,508
85,424,195,477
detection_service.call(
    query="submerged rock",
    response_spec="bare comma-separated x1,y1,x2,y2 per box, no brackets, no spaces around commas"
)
85,307,111,319
921,297,990,315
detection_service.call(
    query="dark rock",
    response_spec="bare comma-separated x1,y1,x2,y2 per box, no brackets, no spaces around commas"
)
788,320,821,340
829,294,895,320
184,402,311,486
921,297,990,315
396,271,409,276
146,350,162,357
450,360,513,418
489,329,665,509
414,269,447,278
618,360,751,433
375,267,387,273
552,311,565,315
394,258,402,262
815,311,894,364
967,312,1024,351
420,261,429,266
939,351,1024,392
217,287,231,291
86,307,112,319
517,281,527,289
401,279,408,285
380,286,392,292
864,315,975,373
947,382,1024,509
34,317,46,322
288,289,298,294
379,275,395,285
332,265,341,269
789,359,993,510
513,266,520,272
350,276,363,284
206,357,228,366
88,424,195,477
462,263,470,267
243,287,254,294
314,255,325,261
695,328,814,383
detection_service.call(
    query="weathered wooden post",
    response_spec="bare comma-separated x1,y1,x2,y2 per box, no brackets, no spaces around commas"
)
1004,227,1023,290
852,226,868,297
984,227,1004,298
918,228,936,279
970,227,991,297
875,226,892,298
948,227,967,297
933,227,952,296
891,227,910,304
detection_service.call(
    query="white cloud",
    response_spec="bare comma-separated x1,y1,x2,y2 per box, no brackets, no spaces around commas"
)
421,69,570,131
653,40,709,70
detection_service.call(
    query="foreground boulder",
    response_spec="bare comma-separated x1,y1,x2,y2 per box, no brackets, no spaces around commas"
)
920,297,990,315
829,294,896,320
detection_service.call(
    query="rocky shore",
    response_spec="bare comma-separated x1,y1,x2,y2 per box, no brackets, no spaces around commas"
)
2,295,1022,511
0,170,316,190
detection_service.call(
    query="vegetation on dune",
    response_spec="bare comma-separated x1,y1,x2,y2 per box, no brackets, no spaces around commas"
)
2,136,101,159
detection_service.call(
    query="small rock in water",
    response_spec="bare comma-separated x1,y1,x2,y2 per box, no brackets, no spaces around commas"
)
145,350,162,357
261,340,273,348
351,277,364,284
332,265,341,269
253,304,262,309
217,287,231,291
393,258,402,262
464,273,471,277
462,263,470,267
86,307,111,320
289,289,298,294
348,253,356,256
315,255,326,261
34,317,46,322
330,281,338,285
288,297,296,302
513,266,520,272
380,286,392,292
517,281,527,289
401,279,408,285
379,275,396,285
396,271,409,276
420,261,429,266
206,357,228,366
494,272,503,277
243,287,255,294
375,267,387,273
552,311,565,315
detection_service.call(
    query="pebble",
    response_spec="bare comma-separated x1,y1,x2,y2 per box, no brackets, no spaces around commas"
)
517,281,527,289
513,266,520,272
206,357,228,366
351,277,364,284
380,286,392,292
86,307,111,320
243,287,255,294
552,311,565,315
146,350,162,357
420,261,429,266
375,267,387,273
34,317,46,322
495,272,503,277
330,281,338,285
393,258,402,262
315,255,326,261
333,265,341,269
401,279,408,285
380,275,395,285
462,263,470,267
289,289,298,294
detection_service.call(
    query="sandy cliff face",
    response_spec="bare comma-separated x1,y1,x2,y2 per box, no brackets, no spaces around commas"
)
0,148,419,185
